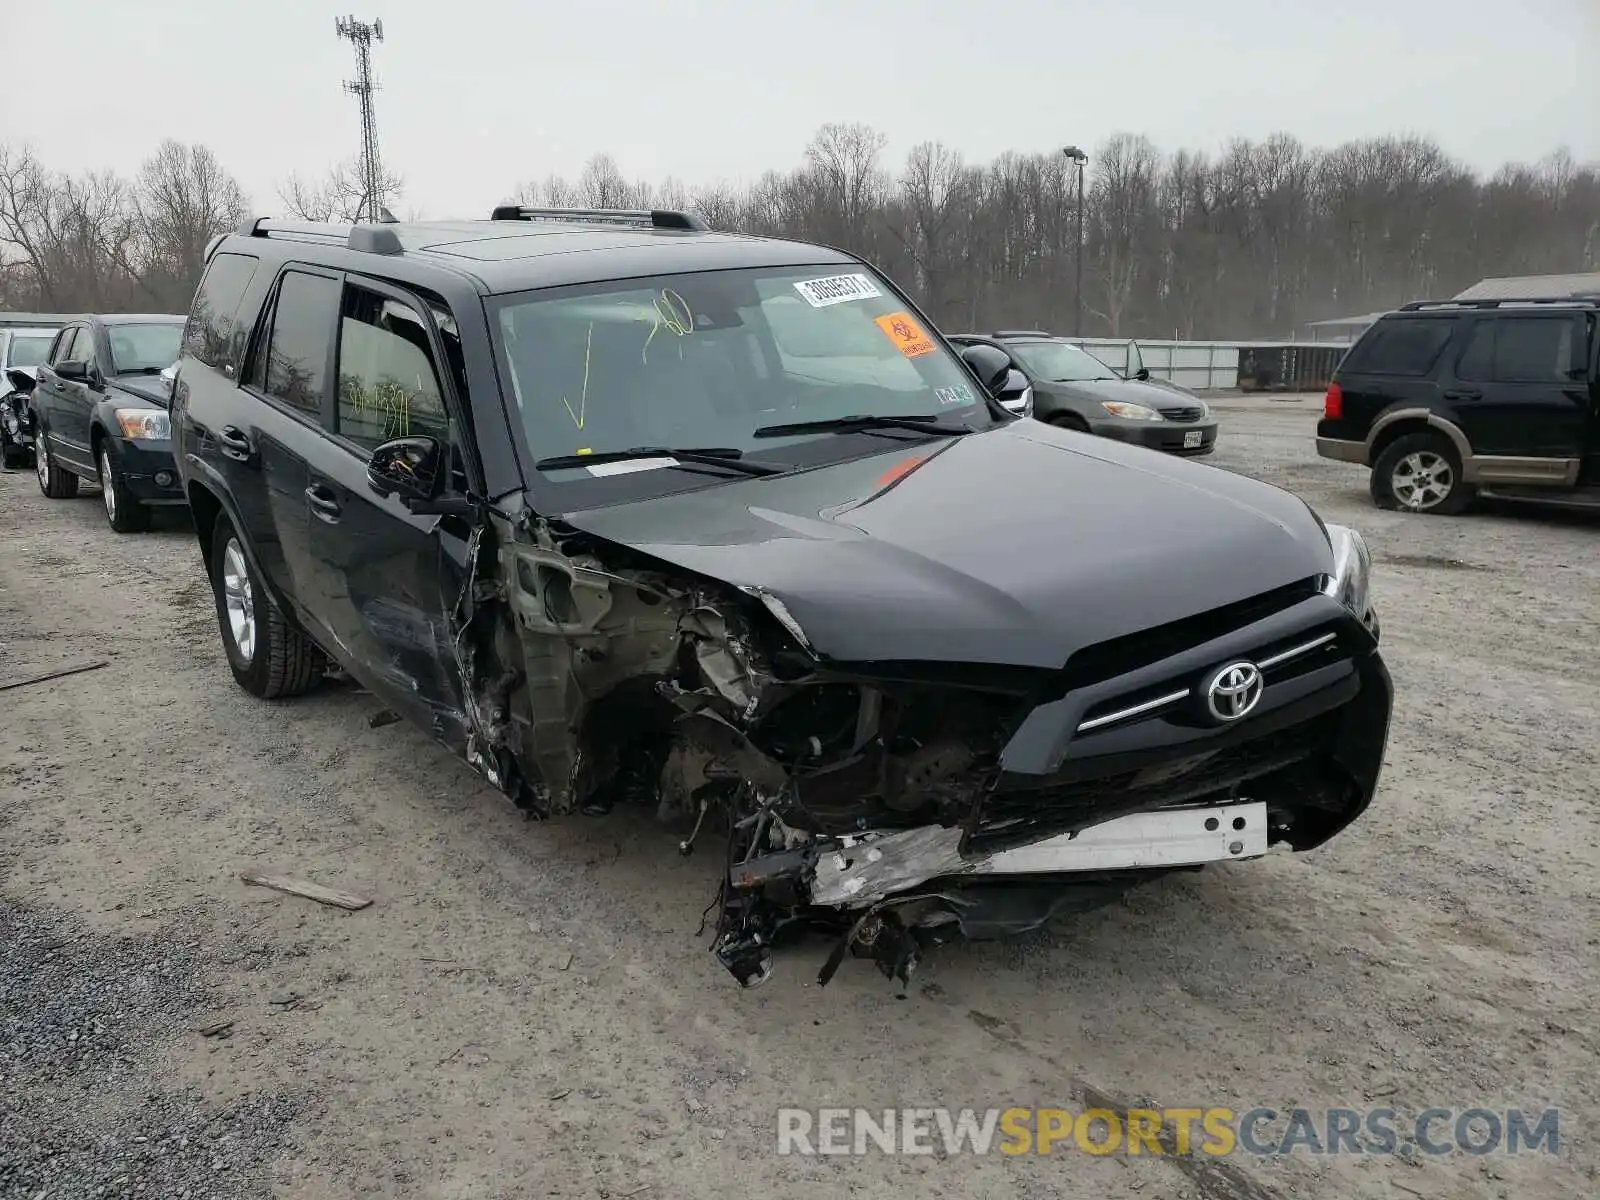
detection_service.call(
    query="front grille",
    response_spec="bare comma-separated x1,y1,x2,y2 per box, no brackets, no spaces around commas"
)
1161,405,1204,422
972,714,1335,851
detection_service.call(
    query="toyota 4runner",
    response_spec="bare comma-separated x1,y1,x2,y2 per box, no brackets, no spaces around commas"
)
171,208,1392,988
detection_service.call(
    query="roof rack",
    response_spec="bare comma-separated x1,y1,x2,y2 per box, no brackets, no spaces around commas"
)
1399,297,1599,311
991,329,1053,338
488,205,709,232
235,215,402,255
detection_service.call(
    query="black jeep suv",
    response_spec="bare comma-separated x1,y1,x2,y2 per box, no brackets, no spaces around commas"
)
1316,298,1600,514
171,208,1391,988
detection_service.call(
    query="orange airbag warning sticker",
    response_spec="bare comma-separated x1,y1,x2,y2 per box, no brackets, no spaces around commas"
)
875,311,935,358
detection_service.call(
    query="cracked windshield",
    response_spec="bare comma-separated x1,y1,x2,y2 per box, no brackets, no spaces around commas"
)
494,266,991,476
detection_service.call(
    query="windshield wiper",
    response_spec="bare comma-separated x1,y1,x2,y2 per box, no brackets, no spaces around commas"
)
118,366,167,376
751,413,972,439
534,446,787,477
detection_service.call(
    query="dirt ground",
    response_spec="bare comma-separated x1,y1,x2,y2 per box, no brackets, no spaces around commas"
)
1,396,1595,1200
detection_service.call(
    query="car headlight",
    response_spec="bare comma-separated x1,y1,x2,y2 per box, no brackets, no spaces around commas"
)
1321,523,1372,620
114,408,171,440
1100,401,1162,421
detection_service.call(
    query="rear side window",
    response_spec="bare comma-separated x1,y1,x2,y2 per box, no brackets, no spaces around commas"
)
261,271,339,416
1456,316,1581,384
184,252,262,371
1340,318,1453,377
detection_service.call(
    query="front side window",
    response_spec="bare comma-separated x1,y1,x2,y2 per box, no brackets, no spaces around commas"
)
107,323,184,375
492,265,990,485
336,287,450,451
262,271,340,416
1008,340,1120,383
75,326,100,373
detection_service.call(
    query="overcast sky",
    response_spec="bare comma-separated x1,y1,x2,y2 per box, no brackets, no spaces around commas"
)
3,0,1595,218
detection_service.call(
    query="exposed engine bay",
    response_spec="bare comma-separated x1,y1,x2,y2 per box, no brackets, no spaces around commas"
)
438,510,1351,989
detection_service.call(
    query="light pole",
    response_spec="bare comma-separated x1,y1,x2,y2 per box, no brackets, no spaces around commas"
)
1063,146,1088,337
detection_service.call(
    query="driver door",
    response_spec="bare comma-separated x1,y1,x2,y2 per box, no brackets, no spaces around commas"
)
300,277,471,746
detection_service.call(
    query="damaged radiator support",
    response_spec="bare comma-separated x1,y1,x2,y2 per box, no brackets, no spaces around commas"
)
455,515,1280,990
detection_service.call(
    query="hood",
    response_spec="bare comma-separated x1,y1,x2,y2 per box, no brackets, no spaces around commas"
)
1035,375,1199,411
107,374,172,408
560,421,1333,670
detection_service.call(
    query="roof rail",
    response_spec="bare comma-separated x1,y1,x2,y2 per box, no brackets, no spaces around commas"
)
348,224,403,254
234,216,400,254
1399,297,1599,311
991,329,1053,337
488,205,709,232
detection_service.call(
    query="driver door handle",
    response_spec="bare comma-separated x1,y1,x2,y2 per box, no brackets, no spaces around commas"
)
1443,389,1482,401
217,425,254,461
305,483,342,523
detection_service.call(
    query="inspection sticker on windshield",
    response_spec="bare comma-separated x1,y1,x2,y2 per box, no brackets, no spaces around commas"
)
875,312,935,358
793,273,882,308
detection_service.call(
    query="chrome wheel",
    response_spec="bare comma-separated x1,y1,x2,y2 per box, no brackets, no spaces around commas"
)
1391,450,1453,511
221,539,257,662
35,442,49,488
99,449,117,523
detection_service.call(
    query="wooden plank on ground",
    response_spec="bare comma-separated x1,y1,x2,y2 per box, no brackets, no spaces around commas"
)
239,870,372,911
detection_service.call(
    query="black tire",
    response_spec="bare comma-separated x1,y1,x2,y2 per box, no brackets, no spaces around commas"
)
97,442,151,533
1370,430,1474,515
1048,412,1091,433
35,431,79,499
1,437,27,469
209,515,322,698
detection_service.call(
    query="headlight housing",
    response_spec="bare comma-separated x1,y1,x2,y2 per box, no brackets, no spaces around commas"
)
1100,400,1162,421
1321,523,1372,620
114,408,171,440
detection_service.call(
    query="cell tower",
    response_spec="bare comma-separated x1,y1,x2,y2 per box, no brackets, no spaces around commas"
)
335,15,386,223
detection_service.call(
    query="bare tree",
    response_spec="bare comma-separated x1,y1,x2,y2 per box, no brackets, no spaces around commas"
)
132,140,250,310
278,157,403,223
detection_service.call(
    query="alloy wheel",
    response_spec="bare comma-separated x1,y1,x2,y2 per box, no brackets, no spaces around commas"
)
1391,450,1453,511
221,538,257,663
100,450,117,523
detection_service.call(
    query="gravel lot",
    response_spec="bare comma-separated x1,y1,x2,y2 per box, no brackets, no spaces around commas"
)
1,396,1595,1200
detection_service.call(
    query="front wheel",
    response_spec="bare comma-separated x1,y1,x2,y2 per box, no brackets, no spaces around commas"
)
35,432,79,499
98,443,150,533
1048,412,1091,433
1370,431,1474,515
209,516,323,698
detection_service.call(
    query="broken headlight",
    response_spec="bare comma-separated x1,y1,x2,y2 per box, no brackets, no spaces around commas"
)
1321,523,1372,620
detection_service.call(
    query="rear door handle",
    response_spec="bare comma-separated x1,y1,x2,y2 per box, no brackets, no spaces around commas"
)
1443,389,1482,401
305,483,342,523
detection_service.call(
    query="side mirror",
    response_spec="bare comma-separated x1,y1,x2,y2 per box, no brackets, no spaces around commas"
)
55,360,89,382
1134,367,1151,382
367,436,444,508
958,343,1014,395
5,368,35,394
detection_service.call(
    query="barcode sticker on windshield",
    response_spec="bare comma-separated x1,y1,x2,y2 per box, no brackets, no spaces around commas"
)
793,273,882,308
585,457,678,477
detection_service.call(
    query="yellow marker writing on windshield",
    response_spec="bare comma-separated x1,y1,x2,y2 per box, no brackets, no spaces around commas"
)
561,322,594,431
641,288,694,364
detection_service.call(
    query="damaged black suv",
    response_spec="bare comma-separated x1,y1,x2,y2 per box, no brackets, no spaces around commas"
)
171,208,1392,988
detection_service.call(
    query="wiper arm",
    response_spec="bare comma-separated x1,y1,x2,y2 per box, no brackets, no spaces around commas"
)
534,446,787,477
751,413,971,439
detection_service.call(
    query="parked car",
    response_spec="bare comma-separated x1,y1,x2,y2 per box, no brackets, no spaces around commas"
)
948,331,1219,455
1316,298,1599,514
173,209,1389,988
29,314,187,531
1,314,70,468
